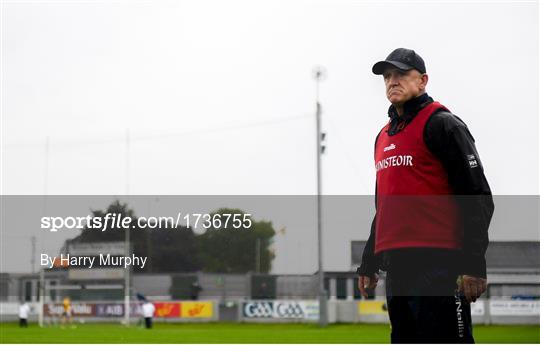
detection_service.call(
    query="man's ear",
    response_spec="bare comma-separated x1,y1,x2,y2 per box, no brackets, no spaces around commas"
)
420,73,429,90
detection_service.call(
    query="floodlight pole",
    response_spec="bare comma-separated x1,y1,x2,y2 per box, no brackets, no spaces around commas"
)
313,66,328,327
38,137,50,328
31,236,36,274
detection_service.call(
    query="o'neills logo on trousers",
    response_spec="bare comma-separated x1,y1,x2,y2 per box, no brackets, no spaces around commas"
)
455,295,465,338
375,155,413,172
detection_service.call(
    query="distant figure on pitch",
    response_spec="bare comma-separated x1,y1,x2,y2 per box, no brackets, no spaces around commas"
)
18,301,30,327
142,299,155,329
61,297,73,328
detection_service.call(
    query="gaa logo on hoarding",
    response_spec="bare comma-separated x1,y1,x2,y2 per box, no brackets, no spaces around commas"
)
243,302,273,318
243,301,309,319
275,302,304,318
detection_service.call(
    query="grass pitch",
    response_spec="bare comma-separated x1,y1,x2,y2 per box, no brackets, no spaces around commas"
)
1,322,539,343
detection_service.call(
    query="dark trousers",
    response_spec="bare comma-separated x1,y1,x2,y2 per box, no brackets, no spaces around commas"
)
144,317,152,329
19,318,28,327
386,294,474,343
384,250,475,343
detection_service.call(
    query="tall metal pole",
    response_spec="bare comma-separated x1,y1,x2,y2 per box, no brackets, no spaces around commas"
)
124,129,130,326
38,136,49,327
31,236,36,274
313,66,327,327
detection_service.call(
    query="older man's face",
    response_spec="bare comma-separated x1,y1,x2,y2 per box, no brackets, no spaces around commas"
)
383,68,427,105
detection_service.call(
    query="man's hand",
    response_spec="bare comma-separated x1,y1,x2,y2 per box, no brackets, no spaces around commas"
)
358,273,379,298
457,275,487,303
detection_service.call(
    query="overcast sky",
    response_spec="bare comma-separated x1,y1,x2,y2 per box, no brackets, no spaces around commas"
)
1,0,539,273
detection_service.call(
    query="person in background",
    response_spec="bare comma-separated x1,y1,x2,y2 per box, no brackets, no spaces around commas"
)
141,299,156,329
190,281,203,300
18,301,30,327
60,297,73,328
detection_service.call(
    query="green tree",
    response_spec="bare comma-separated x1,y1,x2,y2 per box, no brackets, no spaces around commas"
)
65,202,276,274
196,208,276,273
66,200,200,273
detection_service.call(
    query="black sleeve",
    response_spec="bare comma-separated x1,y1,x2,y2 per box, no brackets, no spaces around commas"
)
358,132,383,277
358,215,380,276
425,111,495,278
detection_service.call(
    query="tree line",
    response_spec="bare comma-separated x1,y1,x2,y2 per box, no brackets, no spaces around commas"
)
64,200,275,273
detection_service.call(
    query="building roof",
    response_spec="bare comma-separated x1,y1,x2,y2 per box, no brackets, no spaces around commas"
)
485,241,540,270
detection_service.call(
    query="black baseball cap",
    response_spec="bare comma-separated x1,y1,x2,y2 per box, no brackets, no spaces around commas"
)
372,48,426,75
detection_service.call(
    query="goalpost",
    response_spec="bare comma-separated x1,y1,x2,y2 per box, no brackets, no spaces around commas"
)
37,242,131,327
38,282,124,327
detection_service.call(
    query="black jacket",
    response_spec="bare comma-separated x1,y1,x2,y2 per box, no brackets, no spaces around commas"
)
358,93,494,278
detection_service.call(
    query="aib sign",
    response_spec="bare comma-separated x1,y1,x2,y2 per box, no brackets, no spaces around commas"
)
243,300,318,320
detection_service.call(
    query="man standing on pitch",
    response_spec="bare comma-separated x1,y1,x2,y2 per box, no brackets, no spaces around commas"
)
357,48,494,343
18,301,30,327
141,298,156,329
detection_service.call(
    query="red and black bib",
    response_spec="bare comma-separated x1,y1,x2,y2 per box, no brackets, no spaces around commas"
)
374,101,462,254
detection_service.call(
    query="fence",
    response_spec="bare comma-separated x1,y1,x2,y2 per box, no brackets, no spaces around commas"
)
1,299,538,325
